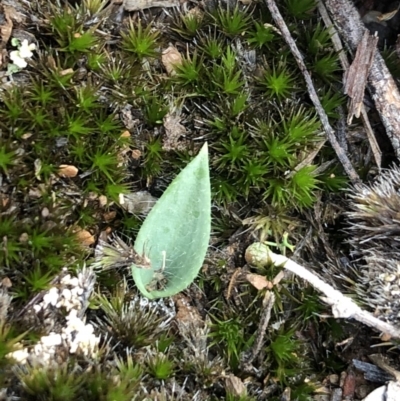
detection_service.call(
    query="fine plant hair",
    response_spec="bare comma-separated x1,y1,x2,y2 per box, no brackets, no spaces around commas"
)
346,166,400,325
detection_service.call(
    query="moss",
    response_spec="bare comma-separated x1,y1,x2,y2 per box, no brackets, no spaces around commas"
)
0,0,356,398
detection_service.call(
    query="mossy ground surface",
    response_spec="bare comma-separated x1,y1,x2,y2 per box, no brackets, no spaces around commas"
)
1,0,399,400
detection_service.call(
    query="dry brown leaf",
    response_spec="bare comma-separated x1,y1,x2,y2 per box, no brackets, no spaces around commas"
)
162,45,182,76
34,159,42,181
58,164,79,178
120,130,131,138
163,111,187,151
131,149,141,160
187,7,204,18
381,332,392,342
123,0,179,11
1,195,9,208
246,273,273,290
75,229,95,246
4,5,24,24
98,195,108,207
1,277,12,288
225,375,247,397
60,68,74,76
103,211,117,223
174,294,204,327
19,233,29,243
272,270,285,286
120,191,157,215
28,188,42,199
0,5,13,48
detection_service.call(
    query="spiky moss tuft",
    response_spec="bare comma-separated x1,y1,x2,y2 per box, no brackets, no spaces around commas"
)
345,166,400,324
1,0,350,397
0,0,140,311
161,0,346,242
347,166,400,256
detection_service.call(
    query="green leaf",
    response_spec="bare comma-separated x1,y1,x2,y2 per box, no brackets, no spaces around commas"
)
132,143,211,299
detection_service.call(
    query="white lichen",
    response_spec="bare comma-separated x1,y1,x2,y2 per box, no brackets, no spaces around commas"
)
9,39,37,71
8,267,99,366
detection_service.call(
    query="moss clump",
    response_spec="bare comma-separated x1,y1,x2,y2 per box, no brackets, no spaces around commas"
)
0,0,353,399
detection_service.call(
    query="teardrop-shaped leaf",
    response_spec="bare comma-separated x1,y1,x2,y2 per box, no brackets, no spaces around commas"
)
132,143,211,299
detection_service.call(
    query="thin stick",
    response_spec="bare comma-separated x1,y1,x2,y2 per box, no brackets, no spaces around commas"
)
245,243,400,339
264,0,361,185
240,290,275,371
317,0,382,168
324,0,400,162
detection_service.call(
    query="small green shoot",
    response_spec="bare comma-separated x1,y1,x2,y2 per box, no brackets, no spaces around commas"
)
90,148,119,183
221,46,238,74
24,267,54,293
67,30,98,53
144,96,169,126
263,135,295,168
0,323,27,372
87,52,107,71
320,88,345,119
101,57,130,81
172,13,204,39
304,23,333,55
120,20,160,60
142,137,163,177
319,169,348,192
230,92,249,117
0,87,25,124
146,353,175,379
264,232,295,256
0,146,16,174
209,314,253,370
289,165,319,208
259,66,295,100
16,366,83,401
115,353,143,382
281,107,321,144
248,22,275,49
74,85,100,113
312,53,341,82
199,32,224,59
285,0,316,19
268,327,305,383
214,127,249,170
29,80,56,106
212,68,244,95
49,7,98,54
238,159,269,196
212,6,252,37
65,112,92,138
174,52,203,88
294,288,325,322
97,292,169,348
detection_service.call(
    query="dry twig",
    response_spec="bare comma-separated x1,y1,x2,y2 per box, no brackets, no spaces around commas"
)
344,31,378,124
325,0,400,161
265,0,360,184
245,243,400,340
239,290,275,372
318,1,382,167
